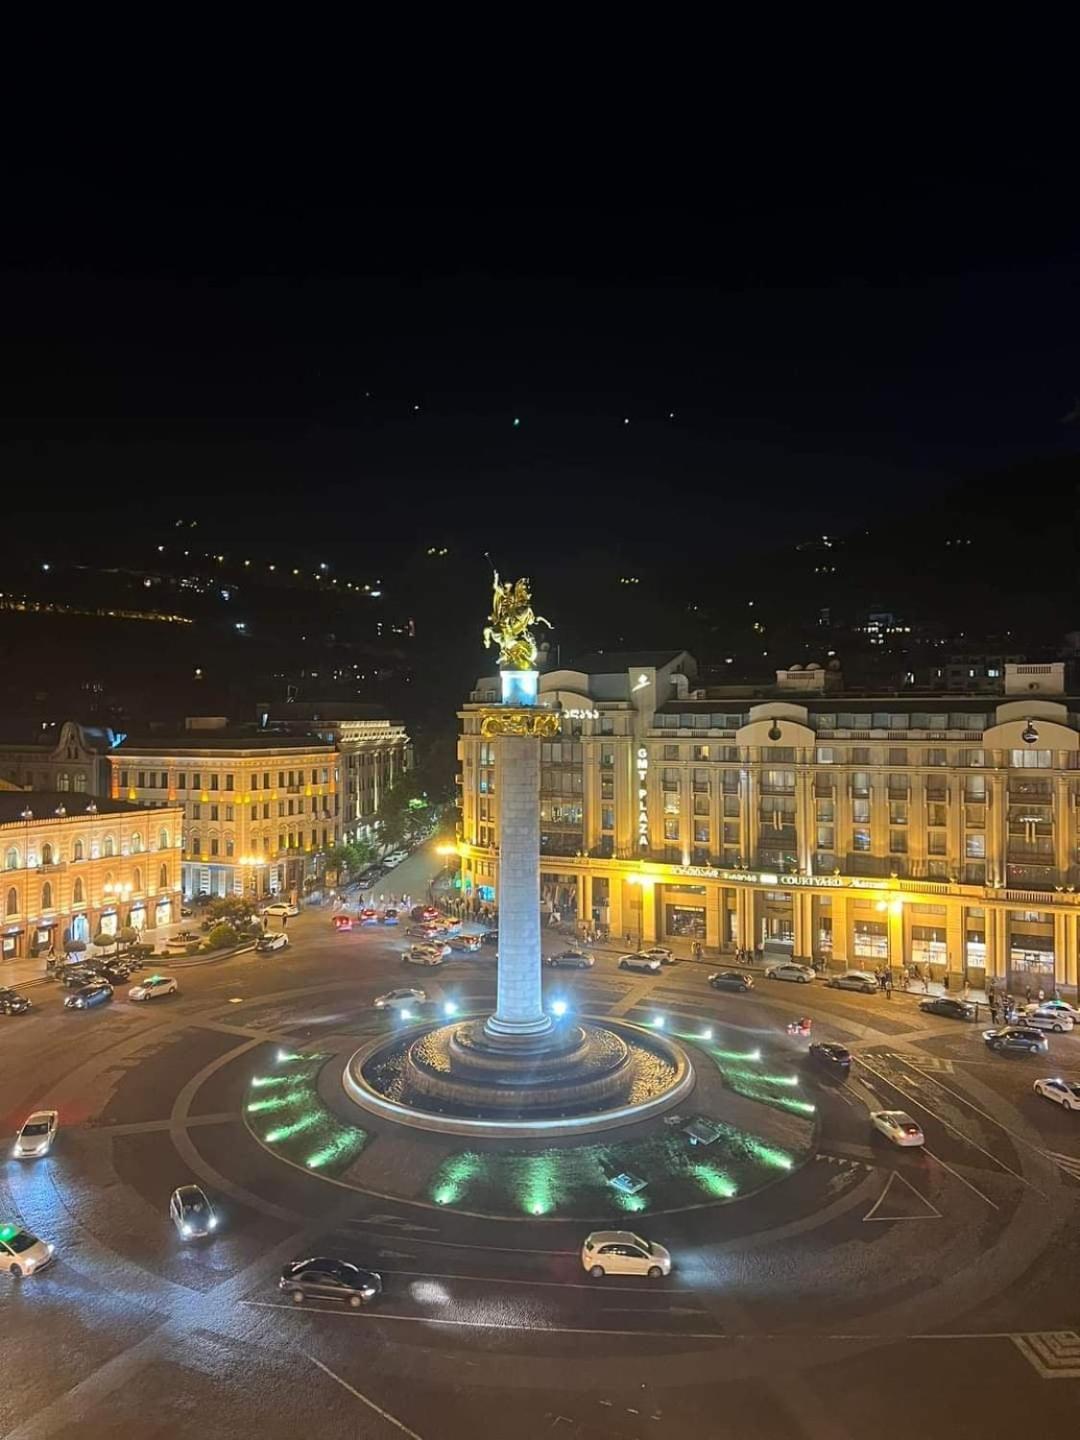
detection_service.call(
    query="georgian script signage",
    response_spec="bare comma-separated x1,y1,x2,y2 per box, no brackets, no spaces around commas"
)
561,708,600,720
672,864,887,892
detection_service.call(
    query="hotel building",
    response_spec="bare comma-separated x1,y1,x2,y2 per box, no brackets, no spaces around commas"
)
458,653,1080,998
1,790,184,960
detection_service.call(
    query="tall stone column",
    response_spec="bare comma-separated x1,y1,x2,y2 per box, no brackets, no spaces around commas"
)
485,732,552,1039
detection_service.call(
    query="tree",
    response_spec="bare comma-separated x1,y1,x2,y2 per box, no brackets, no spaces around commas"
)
206,895,254,926
206,922,238,950
64,938,87,957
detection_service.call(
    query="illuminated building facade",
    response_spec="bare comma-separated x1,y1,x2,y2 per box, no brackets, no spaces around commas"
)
0,791,184,960
459,655,1080,997
106,729,340,900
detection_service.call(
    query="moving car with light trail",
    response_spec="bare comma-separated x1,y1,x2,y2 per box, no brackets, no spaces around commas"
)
546,948,595,969
12,1110,58,1158
618,953,662,973
373,987,428,1010
255,931,290,953
128,974,179,1002
765,961,815,984
708,970,754,992
870,1110,924,1146
169,1184,218,1238
0,1225,55,1278
1032,1077,1080,1110
983,1026,1048,1055
280,1256,382,1306
581,1230,671,1278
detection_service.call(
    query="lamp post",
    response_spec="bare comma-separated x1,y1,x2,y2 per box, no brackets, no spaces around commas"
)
20,806,32,956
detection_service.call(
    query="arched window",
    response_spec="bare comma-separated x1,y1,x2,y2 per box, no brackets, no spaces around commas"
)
73,877,85,905
159,862,169,890
73,839,84,862
131,832,143,854
73,772,88,793
103,835,115,858
4,846,18,871
133,866,143,893
41,881,53,910
5,887,16,916
41,843,54,866
57,772,71,792
158,828,169,851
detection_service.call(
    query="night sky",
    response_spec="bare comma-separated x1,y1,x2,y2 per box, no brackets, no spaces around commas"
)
5,175,1078,563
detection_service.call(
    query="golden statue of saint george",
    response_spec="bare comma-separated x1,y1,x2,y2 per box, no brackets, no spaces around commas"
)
483,569,552,671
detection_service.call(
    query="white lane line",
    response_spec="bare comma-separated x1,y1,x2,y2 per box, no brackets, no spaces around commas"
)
924,1149,1000,1210
242,1301,726,1340
308,1355,425,1440
853,1054,1037,1190
379,1268,699,1294
344,1223,577,1256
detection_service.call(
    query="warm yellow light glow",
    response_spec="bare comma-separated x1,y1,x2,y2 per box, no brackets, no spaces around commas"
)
435,843,459,856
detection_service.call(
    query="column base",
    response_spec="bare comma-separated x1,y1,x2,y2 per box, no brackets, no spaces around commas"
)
484,1012,555,1042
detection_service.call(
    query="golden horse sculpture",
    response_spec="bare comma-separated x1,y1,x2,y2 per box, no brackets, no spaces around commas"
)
483,570,552,671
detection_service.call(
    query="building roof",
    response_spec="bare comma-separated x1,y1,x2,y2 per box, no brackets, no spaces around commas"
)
0,792,179,825
257,702,400,723
116,733,336,753
565,650,688,674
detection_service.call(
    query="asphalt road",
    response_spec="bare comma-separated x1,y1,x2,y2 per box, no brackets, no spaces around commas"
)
2,842,1080,1439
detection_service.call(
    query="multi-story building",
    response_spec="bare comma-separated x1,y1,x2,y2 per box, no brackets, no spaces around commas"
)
106,723,340,901
255,703,412,843
0,719,126,795
458,653,1080,999
1,790,184,960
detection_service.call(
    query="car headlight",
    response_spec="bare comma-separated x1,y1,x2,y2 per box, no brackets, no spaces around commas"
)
25,1259,35,1272
46,1243,54,1254
208,1216,217,1229
182,1223,192,1236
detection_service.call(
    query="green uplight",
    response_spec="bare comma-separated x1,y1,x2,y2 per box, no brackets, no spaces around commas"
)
690,1163,738,1199
305,1129,367,1170
264,1113,322,1144
428,1152,483,1207
615,1192,648,1213
755,1072,801,1087
746,1139,795,1171
520,1154,557,1217
711,1048,764,1063
251,1074,297,1090
246,1095,298,1114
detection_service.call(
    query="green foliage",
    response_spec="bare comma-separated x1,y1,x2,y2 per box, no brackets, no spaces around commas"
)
326,837,379,879
206,921,239,950
64,938,87,955
206,895,255,926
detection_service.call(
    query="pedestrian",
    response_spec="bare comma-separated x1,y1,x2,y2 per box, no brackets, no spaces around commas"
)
1037,988,1045,1004
625,931,632,945
878,970,887,993
1025,986,1033,1004
942,972,949,993
884,975,893,1000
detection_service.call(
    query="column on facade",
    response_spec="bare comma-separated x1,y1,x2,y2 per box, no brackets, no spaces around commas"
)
705,884,721,950
792,890,812,960
642,881,658,944
608,875,624,940
986,905,1006,981
987,774,1005,886
1053,910,1068,991
1054,777,1070,877
487,732,549,1038
831,891,849,964
947,773,963,881
735,887,753,950
887,902,905,973
834,768,850,876
870,772,888,863
946,901,965,983
796,771,813,875
574,872,585,922
1063,912,1078,997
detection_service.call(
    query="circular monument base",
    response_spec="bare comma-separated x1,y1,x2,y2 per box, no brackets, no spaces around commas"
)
343,1014,695,1138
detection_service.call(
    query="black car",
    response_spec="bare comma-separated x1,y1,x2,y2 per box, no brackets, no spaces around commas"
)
60,966,98,989
481,929,499,947
983,1026,1048,1056
279,1256,382,1307
0,987,32,1015
93,961,137,985
920,997,976,1022
708,970,754,993
808,1042,851,1077
63,980,114,1010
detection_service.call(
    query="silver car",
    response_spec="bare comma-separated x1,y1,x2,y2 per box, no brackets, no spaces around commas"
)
1023,1008,1075,1034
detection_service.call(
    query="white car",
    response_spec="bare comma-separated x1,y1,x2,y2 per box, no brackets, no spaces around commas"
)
404,943,448,966
1033,1077,1080,1111
373,987,428,1011
169,1185,218,1238
12,1110,58,1159
128,975,179,1002
1024,1008,1075,1034
255,932,290,953
1024,999,1079,1021
262,902,299,918
870,1110,925,1147
639,946,676,966
618,953,662,973
765,962,815,984
0,1225,55,1278
581,1230,671,1279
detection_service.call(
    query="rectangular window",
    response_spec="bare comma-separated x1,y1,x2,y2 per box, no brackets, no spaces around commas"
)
225,774,234,791
192,803,201,819
251,805,258,821
264,771,271,788
210,775,219,791
961,749,985,767
926,749,947,767
889,800,908,825
601,806,614,831
210,838,219,856
927,831,948,855
225,805,234,821
1010,749,1052,769
663,818,680,841
663,745,679,761
193,773,201,790
693,820,709,844
600,744,615,768
210,805,219,821
852,747,871,765
852,798,870,823
120,770,129,788
889,829,908,853
817,824,834,850
965,833,986,858
693,745,710,761
137,771,146,788
177,774,186,789
927,803,947,828
815,747,835,764
693,794,709,815
852,771,870,796
263,803,270,819
251,773,259,790
852,827,871,851
887,748,908,766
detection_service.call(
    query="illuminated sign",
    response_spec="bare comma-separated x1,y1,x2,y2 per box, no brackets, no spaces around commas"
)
633,674,650,691
561,708,600,720
671,863,893,892
636,746,649,848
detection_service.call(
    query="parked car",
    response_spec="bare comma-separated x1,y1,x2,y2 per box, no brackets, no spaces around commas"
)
256,932,290,953
825,971,878,994
1024,1008,1075,1034
1032,1077,1080,1111
94,961,138,985
481,929,499,947
262,902,299,919
169,1184,218,1238
0,987,32,1016
638,946,676,966
12,1110,58,1159
765,962,815,984
448,933,482,952
279,1256,382,1307
60,966,98,989
373,987,428,1011
546,949,595,969
983,1026,1049,1056
128,975,179,1002
920,997,976,1021
808,1042,851,1078
581,1230,671,1279
64,981,113,1010
0,1225,55,1279
1024,999,1080,1022
870,1110,924,1147
708,971,754,993
618,953,662,974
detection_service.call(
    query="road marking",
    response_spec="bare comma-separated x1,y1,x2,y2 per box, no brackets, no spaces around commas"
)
356,1213,439,1233
852,1053,1035,1189
343,1223,576,1256
308,1356,426,1438
1044,1150,1080,1182
379,1267,698,1294
88,1111,239,1136
925,1148,1000,1210
863,1170,942,1221
1011,1332,1080,1378
241,1301,727,1340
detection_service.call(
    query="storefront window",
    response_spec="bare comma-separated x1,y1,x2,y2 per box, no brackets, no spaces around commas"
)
911,925,945,969
666,904,705,939
853,920,888,959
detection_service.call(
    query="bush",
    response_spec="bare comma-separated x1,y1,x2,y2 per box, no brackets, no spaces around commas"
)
205,922,239,951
